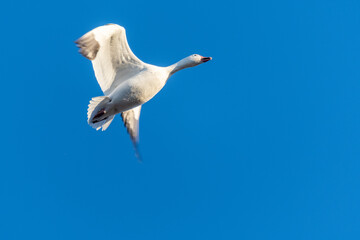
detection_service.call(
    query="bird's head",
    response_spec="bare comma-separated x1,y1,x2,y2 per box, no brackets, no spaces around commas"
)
185,54,212,67
169,54,212,75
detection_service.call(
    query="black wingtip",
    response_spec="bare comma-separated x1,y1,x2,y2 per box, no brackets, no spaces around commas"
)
74,33,100,60
133,142,142,163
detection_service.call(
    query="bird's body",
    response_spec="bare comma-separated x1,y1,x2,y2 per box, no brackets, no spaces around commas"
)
75,23,211,158
99,64,169,120
111,65,169,110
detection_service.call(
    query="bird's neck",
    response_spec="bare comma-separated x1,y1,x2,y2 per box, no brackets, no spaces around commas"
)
167,58,192,75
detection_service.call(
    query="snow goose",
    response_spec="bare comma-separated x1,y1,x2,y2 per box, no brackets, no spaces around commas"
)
75,23,212,159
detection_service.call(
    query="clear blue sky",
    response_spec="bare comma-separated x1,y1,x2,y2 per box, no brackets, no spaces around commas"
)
1,0,360,239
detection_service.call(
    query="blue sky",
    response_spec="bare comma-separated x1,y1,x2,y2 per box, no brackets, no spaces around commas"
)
1,0,360,239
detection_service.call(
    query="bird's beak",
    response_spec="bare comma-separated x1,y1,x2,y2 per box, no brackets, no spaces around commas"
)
201,56,212,62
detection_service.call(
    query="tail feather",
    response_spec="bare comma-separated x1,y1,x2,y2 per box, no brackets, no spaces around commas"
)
87,96,114,131
101,115,115,131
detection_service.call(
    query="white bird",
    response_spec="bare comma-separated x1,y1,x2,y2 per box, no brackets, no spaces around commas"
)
75,23,212,159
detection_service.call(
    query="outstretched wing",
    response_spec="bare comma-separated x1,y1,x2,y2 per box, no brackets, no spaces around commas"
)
121,106,142,160
75,24,145,94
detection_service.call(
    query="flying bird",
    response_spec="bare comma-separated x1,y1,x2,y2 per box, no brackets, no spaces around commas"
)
75,23,212,159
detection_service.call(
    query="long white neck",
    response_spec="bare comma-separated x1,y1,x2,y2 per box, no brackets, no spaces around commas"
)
167,58,193,75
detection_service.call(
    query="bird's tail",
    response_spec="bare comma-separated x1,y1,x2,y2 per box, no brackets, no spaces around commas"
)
87,96,114,131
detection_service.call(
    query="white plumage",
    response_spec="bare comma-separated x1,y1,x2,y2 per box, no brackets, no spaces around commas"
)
75,23,212,159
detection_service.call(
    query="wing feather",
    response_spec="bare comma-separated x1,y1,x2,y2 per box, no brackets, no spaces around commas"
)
76,24,145,94
121,106,142,160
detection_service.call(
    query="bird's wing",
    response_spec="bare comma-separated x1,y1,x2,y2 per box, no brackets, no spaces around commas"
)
121,106,142,160
75,24,145,94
